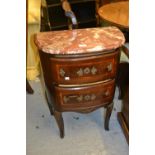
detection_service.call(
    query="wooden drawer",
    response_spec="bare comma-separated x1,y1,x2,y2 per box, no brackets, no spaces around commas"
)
49,50,119,85
54,79,115,111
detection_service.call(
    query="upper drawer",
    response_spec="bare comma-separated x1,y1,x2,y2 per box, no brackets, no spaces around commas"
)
49,50,120,85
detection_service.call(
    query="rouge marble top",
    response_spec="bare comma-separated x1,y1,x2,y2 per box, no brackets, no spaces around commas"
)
34,26,125,55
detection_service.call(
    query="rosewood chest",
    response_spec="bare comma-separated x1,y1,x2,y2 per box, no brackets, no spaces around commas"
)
35,27,125,138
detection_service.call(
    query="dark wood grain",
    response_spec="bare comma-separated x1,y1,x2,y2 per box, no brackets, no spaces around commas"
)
39,48,120,138
49,51,119,85
54,79,115,111
117,83,129,144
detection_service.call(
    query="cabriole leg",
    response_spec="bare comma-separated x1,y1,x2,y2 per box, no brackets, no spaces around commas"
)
54,111,64,138
104,102,114,130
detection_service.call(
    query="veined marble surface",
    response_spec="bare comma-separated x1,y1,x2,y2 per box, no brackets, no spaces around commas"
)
34,27,125,54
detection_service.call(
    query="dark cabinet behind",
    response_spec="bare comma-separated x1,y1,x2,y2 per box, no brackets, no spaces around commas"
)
41,0,99,31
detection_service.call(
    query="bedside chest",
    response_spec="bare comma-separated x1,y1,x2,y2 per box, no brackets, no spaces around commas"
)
35,27,125,138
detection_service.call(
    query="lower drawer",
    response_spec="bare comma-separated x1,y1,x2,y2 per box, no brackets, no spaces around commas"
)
54,79,115,111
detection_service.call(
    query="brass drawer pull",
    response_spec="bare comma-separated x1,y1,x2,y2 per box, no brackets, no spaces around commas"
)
91,94,96,100
91,66,97,75
107,63,112,72
77,95,83,102
63,94,97,103
63,95,83,103
84,67,90,74
77,66,97,76
104,90,110,96
59,68,65,77
77,68,83,76
84,95,91,101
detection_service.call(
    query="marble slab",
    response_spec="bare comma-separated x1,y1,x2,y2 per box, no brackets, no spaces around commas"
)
34,26,125,55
